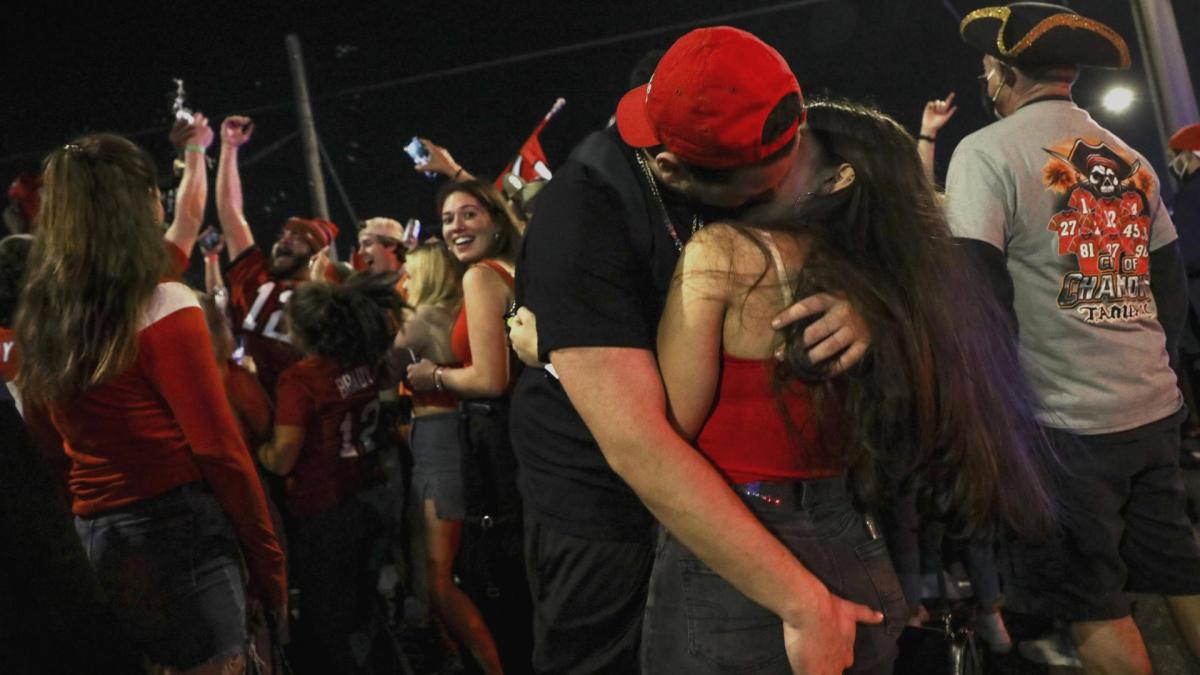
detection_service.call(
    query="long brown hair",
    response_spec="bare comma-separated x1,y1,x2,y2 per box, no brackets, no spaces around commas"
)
765,99,1057,536
436,179,524,262
15,134,167,403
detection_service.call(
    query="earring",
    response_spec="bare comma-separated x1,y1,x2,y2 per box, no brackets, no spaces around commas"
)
801,174,839,200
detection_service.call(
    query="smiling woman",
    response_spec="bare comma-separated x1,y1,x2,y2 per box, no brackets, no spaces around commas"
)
401,178,529,673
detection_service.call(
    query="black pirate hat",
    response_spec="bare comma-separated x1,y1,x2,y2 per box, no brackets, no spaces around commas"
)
1064,140,1137,182
960,2,1130,69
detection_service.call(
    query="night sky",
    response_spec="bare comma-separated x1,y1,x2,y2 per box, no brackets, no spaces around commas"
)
3,0,1198,268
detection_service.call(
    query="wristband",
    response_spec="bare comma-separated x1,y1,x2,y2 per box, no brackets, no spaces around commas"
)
433,366,446,392
452,167,464,181
185,144,206,154
918,134,936,143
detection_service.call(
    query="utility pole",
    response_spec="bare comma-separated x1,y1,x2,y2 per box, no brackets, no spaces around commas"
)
285,34,336,258
1129,0,1198,195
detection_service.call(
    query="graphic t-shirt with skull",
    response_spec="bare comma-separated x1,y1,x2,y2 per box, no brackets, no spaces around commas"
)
944,99,1182,434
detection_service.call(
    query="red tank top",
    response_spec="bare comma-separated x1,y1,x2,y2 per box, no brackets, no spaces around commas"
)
696,353,845,484
451,260,515,365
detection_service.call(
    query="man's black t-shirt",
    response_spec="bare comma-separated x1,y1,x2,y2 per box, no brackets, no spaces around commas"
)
510,127,714,542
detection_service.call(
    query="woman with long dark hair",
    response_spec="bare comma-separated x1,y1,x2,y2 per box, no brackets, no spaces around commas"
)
257,273,400,673
405,179,524,674
15,133,286,673
644,98,1057,673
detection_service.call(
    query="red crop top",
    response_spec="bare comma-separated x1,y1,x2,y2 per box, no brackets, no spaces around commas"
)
450,260,515,365
696,353,845,484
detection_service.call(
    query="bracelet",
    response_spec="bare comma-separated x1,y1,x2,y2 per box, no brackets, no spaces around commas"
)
452,167,464,181
185,144,206,154
918,134,936,143
433,366,445,392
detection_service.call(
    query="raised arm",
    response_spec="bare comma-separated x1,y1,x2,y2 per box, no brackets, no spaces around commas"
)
917,92,957,182
216,116,256,260
414,138,477,182
163,113,214,257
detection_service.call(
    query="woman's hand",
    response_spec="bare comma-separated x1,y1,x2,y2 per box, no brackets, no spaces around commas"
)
185,112,215,150
406,358,439,392
413,138,466,179
920,92,957,140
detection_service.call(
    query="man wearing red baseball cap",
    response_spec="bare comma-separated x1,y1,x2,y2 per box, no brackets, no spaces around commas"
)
509,26,875,674
215,114,340,394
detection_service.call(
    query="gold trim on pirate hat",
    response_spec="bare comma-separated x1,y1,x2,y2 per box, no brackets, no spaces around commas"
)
960,2,1130,69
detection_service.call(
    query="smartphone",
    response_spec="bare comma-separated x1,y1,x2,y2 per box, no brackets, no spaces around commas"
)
404,137,431,166
199,228,221,252
402,218,421,249
404,137,437,179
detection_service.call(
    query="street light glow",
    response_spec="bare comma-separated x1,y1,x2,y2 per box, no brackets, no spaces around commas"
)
1102,86,1135,113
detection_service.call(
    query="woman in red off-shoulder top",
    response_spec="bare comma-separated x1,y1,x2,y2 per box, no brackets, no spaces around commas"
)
14,132,286,674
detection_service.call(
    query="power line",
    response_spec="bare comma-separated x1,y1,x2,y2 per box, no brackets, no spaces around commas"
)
0,0,828,168
321,0,830,99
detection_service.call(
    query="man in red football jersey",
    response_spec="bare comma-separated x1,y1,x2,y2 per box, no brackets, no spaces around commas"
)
216,115,339,393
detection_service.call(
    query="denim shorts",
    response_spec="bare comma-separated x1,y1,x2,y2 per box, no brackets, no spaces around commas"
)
410,412,466,520
641,476,906,674
75,482,248,669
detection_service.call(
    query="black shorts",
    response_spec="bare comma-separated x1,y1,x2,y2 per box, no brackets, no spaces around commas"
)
1007,412,1200,621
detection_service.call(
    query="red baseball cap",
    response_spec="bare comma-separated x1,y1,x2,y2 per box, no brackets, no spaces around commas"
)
284,217,339,251
616,26,802,169
1169,124,1200,152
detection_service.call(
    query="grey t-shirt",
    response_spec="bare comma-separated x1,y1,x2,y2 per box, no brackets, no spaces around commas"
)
945,99,1181,434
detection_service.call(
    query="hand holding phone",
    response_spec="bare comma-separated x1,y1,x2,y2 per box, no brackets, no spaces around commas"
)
404,137,437,179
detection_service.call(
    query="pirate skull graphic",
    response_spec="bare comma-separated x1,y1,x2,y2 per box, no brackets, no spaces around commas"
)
1046,140,1141,199
1087,156,1121,195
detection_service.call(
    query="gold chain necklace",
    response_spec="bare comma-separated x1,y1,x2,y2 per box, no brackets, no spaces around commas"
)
634,151,702,253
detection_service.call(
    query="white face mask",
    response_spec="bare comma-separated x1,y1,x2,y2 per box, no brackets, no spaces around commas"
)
1170,151,1200,181
978,68,1006,120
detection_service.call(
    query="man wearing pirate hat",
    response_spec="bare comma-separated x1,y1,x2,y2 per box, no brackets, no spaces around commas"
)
945,4,1200,672
509,26,878,674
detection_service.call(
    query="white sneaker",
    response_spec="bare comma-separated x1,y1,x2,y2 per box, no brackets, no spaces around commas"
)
1017,630,1082,667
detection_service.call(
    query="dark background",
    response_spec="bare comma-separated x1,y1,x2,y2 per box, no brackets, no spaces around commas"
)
3,0,1197,263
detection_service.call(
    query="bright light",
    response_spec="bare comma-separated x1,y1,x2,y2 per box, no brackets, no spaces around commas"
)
1102,87,1135,113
